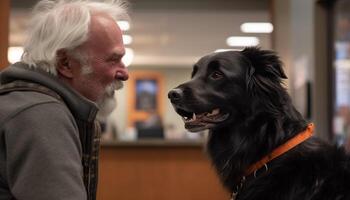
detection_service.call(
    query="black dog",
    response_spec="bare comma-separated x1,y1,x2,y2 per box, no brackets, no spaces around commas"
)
168,47,350,200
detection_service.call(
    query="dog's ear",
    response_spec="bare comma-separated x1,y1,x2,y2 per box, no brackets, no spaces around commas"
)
241,46,287,80
241,47,289,111
241,47,287,92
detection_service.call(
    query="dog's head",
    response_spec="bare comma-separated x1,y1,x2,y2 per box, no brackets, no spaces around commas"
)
168,47,288,132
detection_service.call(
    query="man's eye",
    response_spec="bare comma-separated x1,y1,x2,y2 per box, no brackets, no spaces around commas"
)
210,71,224,80
109,58,121,64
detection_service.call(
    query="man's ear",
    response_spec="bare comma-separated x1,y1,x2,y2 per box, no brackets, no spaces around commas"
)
56,49,73,78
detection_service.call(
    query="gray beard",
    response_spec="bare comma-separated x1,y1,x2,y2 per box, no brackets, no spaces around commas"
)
79,63,124,121
96,80,123,121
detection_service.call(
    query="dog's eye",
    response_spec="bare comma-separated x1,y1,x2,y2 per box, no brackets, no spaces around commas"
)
210,71,224,80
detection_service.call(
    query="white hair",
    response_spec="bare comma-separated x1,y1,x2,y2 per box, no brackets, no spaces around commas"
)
21,0,129,75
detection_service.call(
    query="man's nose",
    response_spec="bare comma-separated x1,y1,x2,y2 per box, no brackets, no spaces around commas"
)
116,68,129,81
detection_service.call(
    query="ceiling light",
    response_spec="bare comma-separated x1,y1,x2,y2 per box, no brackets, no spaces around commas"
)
117,20,130,31
122,48,134,67
240,22,273,33
215,49,242,52
122,35,133,45
226,36,259,47
8,46,24,64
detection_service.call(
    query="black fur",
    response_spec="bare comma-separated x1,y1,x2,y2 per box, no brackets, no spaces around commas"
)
168,47,350,200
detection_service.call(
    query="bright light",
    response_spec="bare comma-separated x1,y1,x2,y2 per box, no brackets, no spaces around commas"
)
122,48,134,67
117,21,130,31
215,49,242,53
8,46,24,64
240,22,273,33
226,36,259,47
122,35,133,45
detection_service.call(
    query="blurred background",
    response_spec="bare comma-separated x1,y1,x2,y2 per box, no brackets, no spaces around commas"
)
1,0,349,199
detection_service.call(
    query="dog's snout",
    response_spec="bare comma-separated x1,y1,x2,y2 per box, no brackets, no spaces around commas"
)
168,88,184,102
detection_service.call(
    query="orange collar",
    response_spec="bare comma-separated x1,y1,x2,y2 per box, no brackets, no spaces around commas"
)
244,123,315,176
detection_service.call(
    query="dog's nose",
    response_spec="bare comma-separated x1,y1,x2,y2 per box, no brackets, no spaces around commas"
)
168,88,183,102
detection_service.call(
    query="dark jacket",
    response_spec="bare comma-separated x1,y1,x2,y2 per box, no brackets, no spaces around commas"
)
0,62,101,200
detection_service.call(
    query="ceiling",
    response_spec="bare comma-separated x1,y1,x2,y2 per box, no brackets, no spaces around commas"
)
10,0,271,68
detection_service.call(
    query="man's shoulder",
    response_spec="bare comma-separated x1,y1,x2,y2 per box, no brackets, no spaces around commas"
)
0,89,63,107
0,90,70,125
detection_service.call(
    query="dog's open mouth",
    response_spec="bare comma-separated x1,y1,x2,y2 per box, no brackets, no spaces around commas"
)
175,108,230,132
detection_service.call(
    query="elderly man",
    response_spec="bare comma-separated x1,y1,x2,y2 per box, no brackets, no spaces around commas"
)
0,0,129,199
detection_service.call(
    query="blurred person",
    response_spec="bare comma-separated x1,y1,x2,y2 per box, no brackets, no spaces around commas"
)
0,0,129,199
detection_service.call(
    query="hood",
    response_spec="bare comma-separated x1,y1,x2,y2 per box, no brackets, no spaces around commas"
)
0,62,98,122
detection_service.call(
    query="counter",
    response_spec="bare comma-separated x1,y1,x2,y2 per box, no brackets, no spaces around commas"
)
97,139,230,200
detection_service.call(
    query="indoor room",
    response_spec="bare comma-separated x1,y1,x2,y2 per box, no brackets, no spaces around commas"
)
0,0,348,199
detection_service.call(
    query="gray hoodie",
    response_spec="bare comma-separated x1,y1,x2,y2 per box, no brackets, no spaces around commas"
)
0,63,100,200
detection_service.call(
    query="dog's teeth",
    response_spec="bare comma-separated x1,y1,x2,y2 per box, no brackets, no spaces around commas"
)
183,116,188,120
192,113,196,120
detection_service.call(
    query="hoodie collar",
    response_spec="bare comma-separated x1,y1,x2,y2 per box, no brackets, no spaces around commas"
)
0,62,98,122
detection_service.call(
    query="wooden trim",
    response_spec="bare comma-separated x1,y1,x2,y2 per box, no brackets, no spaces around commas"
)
127,70,165,127
0,0,10,69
